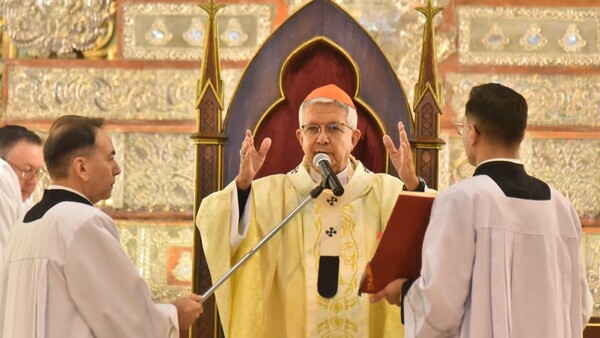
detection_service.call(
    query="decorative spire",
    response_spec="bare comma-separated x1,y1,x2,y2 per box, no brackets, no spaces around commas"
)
191,2,228,337
414,0,443,107
196,0,225,113
198,0,225,17
411,0,445,190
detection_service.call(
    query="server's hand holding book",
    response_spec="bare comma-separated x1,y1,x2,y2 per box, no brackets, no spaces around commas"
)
358,191,436,295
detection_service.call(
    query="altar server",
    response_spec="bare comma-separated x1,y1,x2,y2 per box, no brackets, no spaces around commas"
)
0,115,203,338
372,83,593,338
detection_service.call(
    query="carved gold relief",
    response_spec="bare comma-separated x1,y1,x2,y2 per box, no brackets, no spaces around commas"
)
6,66,238,121
530,139,600,218
446,73,600,127
559,23,587,53
458,6,600,66
121,133,196,212
116,220,194,303
519,24,548,52
144,18,173,46
122,3,271,61
482,23,509,51
2,0,113,56
183,18,205,47
220,18,249,47
582,232,600,316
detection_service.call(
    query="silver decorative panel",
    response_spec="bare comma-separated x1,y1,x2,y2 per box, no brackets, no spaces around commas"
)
531,138,600,219
122,132,196,212
446,73,600,127
116,220,193,303
583,232,600,316
122,3,271,61
6,66,241,121
2,0,112,55
458,6,600,66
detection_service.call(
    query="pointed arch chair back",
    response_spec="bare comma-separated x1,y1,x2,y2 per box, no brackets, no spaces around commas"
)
223,0,413,182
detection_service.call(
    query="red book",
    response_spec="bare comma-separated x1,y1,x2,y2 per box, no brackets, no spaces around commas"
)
359,191,436,294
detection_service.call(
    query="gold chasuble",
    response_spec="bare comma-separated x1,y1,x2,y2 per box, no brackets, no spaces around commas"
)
197,156,404,338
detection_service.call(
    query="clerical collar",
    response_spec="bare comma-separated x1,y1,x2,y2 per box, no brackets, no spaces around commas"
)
476,158,522,168
48,184,93,204
23,186,93,223
308,163,349,185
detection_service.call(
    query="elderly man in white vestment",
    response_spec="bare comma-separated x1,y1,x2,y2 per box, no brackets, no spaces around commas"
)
372,83,593,337
0,115,203,338
196,84,431,338
0,125,44,271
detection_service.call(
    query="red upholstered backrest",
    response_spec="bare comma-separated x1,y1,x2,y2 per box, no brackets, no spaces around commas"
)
253,43,386,178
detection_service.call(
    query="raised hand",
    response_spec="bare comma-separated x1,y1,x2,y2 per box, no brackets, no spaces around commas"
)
383,122,419,190
235,129,272,190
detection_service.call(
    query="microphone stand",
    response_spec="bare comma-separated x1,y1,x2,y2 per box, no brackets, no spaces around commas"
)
200,183,326,303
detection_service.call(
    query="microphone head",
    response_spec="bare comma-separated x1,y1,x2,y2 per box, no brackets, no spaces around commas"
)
313,153,331,167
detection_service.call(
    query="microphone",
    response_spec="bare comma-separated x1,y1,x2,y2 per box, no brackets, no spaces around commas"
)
313,153,344,196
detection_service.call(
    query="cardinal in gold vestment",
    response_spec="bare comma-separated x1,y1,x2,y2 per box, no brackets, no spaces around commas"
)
196,84,429,338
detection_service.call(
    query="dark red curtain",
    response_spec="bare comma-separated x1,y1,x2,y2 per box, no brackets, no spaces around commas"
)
254,43,386,178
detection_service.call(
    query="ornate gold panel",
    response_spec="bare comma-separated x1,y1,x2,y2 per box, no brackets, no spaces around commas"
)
121,132,196,212
583,232,600,316
116,220,193,303
122,3,271,61
457,6,600,66
6,66,242,121
446,73,600,127
531,138,600,218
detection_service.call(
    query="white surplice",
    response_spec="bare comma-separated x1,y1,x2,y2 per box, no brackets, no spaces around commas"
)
404,169,593,338
0,186,179,338
0,158,24,271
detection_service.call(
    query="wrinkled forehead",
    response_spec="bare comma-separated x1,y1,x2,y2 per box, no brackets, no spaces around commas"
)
302,101,348,122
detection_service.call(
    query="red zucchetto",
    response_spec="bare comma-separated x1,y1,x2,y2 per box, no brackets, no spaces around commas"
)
303,84,355,109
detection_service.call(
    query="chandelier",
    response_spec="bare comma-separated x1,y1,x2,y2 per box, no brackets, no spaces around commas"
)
2,0,112,56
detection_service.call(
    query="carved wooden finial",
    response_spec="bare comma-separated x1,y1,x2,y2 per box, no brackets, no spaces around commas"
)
195,0,226,124
198,0,225,17
414,0,443,106
412,0,445,190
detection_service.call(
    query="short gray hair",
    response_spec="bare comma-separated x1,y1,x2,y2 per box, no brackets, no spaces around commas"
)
298,98,358,129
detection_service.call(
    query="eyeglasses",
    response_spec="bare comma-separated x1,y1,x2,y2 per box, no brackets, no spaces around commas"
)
455,120,480,136
300,122,353,137
3,159,46,180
